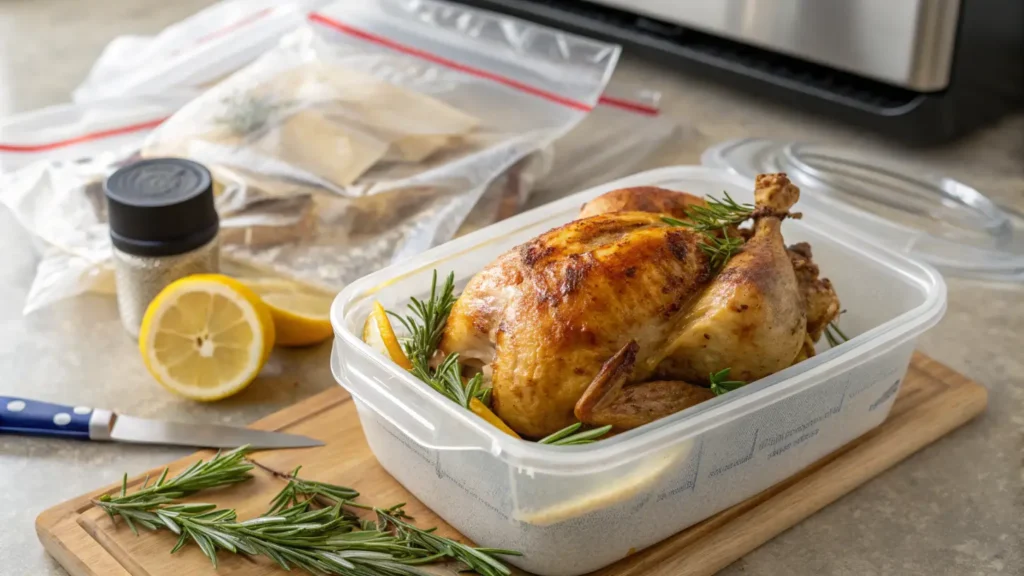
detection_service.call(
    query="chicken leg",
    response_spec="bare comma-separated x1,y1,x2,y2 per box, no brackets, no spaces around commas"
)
574,175,806,430
653,173,807,383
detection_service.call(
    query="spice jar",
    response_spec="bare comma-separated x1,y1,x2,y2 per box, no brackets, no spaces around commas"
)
105,158,220,338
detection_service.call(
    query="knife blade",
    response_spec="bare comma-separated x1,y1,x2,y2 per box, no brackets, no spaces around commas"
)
0,396,322,450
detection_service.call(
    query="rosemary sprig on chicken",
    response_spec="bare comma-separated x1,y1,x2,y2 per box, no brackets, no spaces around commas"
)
709,368,746,396
387,270,456,379
387,271,490,409
384,271,607,443
662,191,755,270
661,191,754,232
825,320,851,347
538,422,613,446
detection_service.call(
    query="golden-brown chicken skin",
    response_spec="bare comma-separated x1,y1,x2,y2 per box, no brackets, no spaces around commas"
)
441,174,839,438
579,186,704,219
441,211,711,437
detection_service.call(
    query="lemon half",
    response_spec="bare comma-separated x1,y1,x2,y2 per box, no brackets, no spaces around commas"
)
139,274,275,401
243,278,334,347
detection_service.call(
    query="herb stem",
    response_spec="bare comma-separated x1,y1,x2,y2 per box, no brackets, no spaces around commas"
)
96,450,520,576
825,321,850,347
538,422,613,445
662,191,754,272
709,368,746,396
387,271,492,409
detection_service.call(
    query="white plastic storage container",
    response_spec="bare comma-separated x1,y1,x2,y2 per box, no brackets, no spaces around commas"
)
330,166,946,576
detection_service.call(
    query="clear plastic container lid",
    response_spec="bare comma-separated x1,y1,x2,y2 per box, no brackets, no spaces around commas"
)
702,138,1024,282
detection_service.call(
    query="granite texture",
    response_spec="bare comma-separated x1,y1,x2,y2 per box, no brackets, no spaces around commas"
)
0,1,1021,575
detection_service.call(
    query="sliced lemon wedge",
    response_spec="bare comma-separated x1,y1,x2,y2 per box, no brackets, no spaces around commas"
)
139,274,275,401
362,301,413,369
470,398,520,439
242,278,334,347
362,303,520,438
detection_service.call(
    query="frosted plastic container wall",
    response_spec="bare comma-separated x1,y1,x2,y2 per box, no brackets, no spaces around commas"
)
330,167,946,576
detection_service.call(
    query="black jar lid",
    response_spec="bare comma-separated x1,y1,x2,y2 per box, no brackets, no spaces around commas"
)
105,158,218,257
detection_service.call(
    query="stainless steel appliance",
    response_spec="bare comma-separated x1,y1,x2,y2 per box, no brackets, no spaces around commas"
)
455,0,1024,143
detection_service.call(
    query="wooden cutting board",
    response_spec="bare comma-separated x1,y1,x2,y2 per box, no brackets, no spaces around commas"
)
36,352,987,576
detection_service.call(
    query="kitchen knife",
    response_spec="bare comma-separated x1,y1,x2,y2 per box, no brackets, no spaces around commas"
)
0,396,322,450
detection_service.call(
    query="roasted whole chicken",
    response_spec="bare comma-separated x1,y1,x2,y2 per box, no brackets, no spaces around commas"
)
440,174,840,438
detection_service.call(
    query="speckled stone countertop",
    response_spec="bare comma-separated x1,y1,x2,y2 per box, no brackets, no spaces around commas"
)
1,1,1021,575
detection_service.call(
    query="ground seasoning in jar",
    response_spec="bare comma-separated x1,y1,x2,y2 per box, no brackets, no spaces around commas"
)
105,158,220,338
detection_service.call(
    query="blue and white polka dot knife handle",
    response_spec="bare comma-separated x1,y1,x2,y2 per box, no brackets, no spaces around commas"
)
0,396,113,440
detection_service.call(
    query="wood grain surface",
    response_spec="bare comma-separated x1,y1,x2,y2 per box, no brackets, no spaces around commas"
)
36,353,987,576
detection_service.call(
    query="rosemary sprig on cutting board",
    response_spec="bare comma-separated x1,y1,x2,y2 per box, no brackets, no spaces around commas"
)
94,446,253,534
94,448,519,576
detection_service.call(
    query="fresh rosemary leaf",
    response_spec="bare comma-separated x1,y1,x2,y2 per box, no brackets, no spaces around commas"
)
662,192,753,272
698,227,745,272
170,532,189,554
538,422,612,446
96,446,253,509
388,270,457,370
464,373,484,409
709,368,746,396
217,93,279,136
265,465,360,516
477,386,493,407
685,192,755,232
538,422,580,444
376,506,520,576
386,271,494,411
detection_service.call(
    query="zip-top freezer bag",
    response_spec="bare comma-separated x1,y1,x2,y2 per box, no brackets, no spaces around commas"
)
73,0,330,103
2,0,618,312
0,146,317,313
0,97,180,312
0,88,671,312
141,0,619,289
0,97,316,312
66,0,665,248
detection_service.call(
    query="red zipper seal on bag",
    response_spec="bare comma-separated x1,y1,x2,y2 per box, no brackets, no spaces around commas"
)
0,94,658,154
597,95,659,116
0,117,167,153
0,6,279,154
308,12,594,112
